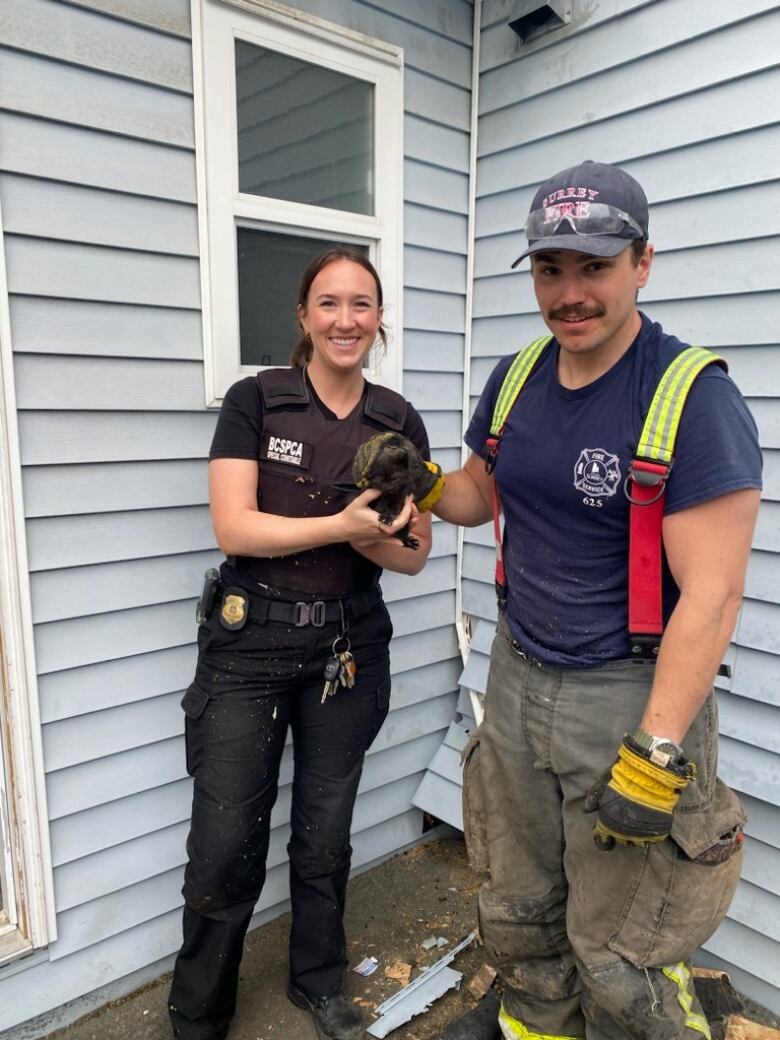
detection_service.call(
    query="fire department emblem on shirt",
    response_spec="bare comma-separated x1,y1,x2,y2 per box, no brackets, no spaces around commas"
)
573,448,621,497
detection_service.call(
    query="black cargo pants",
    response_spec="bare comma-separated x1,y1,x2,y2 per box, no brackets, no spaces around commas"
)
168,590,392,1040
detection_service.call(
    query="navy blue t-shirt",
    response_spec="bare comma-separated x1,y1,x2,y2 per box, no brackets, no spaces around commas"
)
465,314,763,667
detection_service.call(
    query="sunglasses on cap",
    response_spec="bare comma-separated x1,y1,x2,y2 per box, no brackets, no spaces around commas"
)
525,202,645,240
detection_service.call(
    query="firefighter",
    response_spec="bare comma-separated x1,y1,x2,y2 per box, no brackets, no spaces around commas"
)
432,162,762,1039
169,248,437,1040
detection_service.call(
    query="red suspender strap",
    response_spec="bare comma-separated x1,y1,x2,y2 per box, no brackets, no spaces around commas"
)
484,435,507,596
492,477,506,589
626,459,669,657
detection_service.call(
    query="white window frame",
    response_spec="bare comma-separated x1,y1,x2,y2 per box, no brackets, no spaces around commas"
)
192,0,405,406
0,200,56,966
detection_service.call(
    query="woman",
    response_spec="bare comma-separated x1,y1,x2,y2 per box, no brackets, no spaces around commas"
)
169,248,434,1040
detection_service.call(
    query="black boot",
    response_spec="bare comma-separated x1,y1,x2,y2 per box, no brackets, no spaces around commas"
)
440,990,502,1039
287,983,365,1040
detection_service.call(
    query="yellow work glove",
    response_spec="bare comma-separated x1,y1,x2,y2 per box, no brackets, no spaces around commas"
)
352,433,446,515
587,734,696,851
416,461,446,512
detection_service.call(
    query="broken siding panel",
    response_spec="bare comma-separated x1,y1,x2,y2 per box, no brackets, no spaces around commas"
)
467,0,780,1007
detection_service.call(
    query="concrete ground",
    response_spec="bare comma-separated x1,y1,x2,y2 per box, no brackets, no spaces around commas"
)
46,835,780,1040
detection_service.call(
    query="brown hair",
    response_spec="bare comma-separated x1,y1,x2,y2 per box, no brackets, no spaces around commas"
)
630,239,648,265
290,246,388,367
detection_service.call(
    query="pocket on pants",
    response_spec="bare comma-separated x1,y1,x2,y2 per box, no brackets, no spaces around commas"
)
461,728,490,875
181,682,210,777
608,778,745,968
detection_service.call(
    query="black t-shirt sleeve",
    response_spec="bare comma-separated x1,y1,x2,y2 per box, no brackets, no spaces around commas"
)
403,402,431,461
209,377,263,460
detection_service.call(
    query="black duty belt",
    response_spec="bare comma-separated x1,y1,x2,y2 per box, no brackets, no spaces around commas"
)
217,582,382,629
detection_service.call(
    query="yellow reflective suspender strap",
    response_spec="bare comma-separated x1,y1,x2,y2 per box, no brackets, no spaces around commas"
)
661,963,712,1038
487,335,553,604
636,346,726,465
498,1006,583,1040
626,345,725,656
490,336,554,437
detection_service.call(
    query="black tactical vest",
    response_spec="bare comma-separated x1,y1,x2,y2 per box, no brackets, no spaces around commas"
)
229,367,408,597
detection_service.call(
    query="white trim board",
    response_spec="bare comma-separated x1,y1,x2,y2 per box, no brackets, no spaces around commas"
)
0,197,56,962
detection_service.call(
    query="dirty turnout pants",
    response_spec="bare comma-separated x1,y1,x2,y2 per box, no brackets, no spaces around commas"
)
168,597,392,1040
463,618,744,1040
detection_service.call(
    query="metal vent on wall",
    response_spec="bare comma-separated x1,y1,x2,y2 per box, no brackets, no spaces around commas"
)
509,0,572,41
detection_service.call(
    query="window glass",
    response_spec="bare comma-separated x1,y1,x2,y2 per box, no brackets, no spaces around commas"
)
235,39,374,215
237,228,369,367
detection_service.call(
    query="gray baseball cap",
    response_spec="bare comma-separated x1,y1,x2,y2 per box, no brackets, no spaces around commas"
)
512,160,649,268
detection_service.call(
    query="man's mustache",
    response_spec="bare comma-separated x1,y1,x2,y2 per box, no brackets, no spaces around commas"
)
548,307,605,321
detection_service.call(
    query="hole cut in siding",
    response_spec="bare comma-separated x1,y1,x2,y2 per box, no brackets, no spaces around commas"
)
508,0,572,42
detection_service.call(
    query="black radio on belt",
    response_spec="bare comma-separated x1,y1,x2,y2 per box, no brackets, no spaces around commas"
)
196,568,220,625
